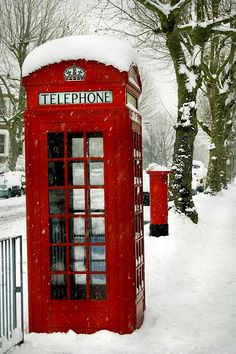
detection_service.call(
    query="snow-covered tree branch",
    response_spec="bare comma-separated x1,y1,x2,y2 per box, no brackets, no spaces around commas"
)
102,0,236,221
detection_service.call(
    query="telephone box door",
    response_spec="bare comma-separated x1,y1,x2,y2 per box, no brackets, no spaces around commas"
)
37,120,117,332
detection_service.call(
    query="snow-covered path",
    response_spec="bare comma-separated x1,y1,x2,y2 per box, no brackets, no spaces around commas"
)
0,196,26,236
145,183,236,354
6,180,236,354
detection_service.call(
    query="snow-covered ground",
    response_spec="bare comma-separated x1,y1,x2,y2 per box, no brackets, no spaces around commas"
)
1,179,236,354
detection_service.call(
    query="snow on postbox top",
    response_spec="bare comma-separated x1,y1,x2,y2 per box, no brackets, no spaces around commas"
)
22,35,141,110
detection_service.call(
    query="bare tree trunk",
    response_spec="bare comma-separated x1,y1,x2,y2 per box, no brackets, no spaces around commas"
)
166,24,199,223
227,104,236,182
205,82,235,192
8,128,22,170
171,107,198,222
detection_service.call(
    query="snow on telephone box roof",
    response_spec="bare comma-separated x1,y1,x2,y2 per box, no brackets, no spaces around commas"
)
22,35,139,77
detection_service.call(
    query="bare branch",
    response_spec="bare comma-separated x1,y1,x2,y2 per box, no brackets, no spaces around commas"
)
172,0,192,15
197,119,211,136
108,0,159,32
0,75,16,108
212,27,236,35
134,0,168,22
180,11,236,32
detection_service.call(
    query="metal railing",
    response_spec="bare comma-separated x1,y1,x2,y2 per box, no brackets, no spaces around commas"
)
0,235,24,354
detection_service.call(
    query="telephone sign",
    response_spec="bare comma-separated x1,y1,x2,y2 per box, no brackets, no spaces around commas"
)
39,90,113,105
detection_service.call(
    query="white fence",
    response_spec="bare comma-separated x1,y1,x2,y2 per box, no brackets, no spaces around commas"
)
0,235,24,354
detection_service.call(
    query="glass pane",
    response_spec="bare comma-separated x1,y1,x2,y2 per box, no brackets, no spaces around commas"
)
67,133,83,157
50,218,66,243
127,92,138,108
68,162,84,185
90,246,106,271
0,135,5,154
48,133,64,158
89,189,104,212
90,275,106,300
70,246,86,271
69,218,85,243
70,274,86,299
50,246,66,271
68,189,85,213
49,190,65,214
89,162,104,185
89,218,105,242
51,274,67,299
87,133,103,157
48,162,65,186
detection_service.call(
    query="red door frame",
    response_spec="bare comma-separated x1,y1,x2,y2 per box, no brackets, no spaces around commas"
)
26,113,119,333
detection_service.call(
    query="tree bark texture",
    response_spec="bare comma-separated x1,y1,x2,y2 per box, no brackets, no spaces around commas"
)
7,112,24,171
206,85,233,193
166,22,199,223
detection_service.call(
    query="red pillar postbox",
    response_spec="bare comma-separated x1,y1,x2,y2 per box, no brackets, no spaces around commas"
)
147,164,171,237
23,36,145,334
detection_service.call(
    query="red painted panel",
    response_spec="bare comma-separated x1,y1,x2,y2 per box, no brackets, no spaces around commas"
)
147,171,171,225
24,59,145,334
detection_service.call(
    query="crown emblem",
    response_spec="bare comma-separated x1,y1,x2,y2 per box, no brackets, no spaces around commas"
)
64,64,86,81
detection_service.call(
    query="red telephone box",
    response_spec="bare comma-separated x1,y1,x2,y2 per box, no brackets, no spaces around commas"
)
23,36,145,334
